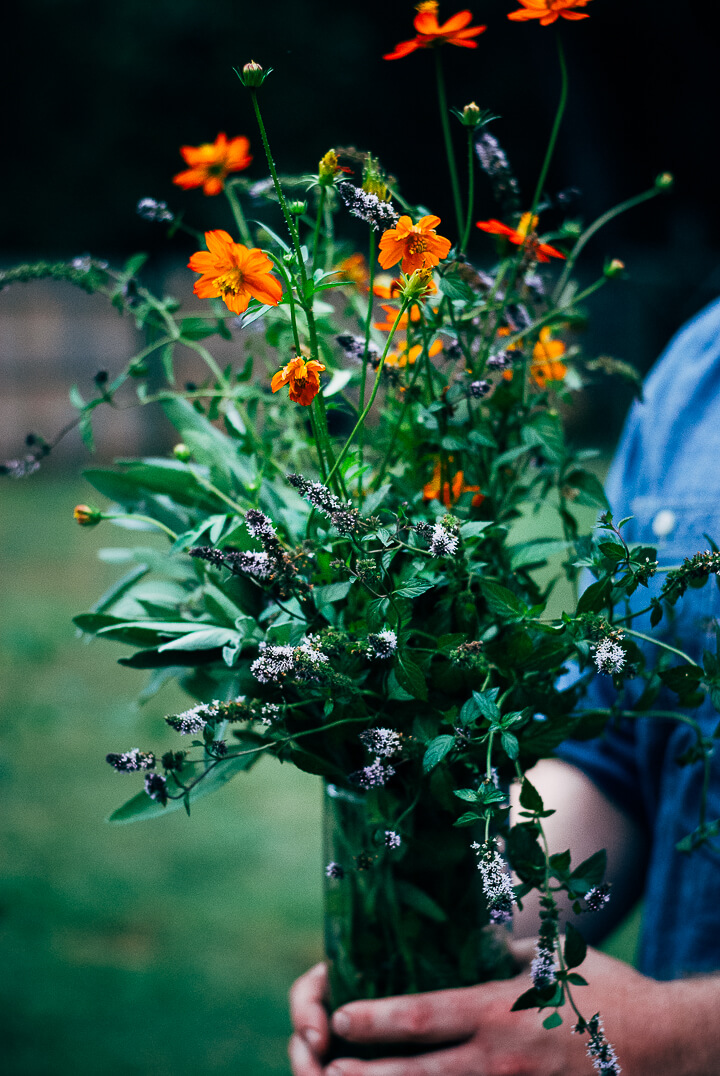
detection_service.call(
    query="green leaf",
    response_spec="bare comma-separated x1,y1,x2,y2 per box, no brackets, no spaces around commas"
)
459,521,493,539
361,484,391,517
423,734,456,773
570,848,607,888
395,655,428,701
543,1012,563,1030
519,778,544,814
394,580,435,600
314,580,354,605
322,369,352,397
564,468,609,510
157,628,239,652
472,689,500,721
564,921,587,969
576,577,611,614
453,811,484,827
480,581,527,619
500,730,519,760
396,881,447,922
108,752,260,824
511,987,544,1011
566,973,588,986
179,316,222,341
453,789,480,802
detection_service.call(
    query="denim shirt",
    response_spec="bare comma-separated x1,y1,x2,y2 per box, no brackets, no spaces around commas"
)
556,298,720,980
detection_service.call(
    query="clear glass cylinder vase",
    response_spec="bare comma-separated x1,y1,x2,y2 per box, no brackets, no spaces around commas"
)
323,779,517,1053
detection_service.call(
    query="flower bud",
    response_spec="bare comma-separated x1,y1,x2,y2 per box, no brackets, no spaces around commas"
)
235,60,272,88
73,504,103,526
604,258,625,279
173,442,192,462
460,102,482,127
399,266,434,302
655,172,674,191
287,200,307,215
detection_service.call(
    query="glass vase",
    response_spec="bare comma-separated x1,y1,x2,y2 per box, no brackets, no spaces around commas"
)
323,780,517,1059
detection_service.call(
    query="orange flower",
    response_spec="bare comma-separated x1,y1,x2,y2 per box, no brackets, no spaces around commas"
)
173,133,252,196
508,0,591,25
384,4,487,60
373,303,422,332
530,327,567,386
188,230,282,315
502,328,567,386
475,212,565,263
271,355,326,406
387,338,443,368
423,460,484,507
379,215,452,274
338,253,370,291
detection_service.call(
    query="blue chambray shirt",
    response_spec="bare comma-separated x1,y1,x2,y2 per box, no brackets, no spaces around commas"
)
556,298,720,980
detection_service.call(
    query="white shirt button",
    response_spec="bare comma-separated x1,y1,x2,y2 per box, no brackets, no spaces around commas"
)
652,509,677,538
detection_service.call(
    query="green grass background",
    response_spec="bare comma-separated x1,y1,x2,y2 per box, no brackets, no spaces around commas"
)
0,477,639,1075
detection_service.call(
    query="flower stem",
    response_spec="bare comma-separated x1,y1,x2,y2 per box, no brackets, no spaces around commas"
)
357,228,377,502
224,182,254,247
623,627,699,666
324,299,411,490
460,127,476,254
434,49,464,239
529,32,568,220
312,187,326,274
552,183,662,303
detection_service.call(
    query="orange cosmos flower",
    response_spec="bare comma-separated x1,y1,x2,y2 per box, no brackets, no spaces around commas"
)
338,253,370,291
508,0,591,25
373,303,422,332
271,355,326,406
502,328,567,386
188,230,282,315
423,460,484,507
387,338,443,368
530,327,567,386
379,215,452,275
475,212,565,263
173,133,252,196
384,4,487,60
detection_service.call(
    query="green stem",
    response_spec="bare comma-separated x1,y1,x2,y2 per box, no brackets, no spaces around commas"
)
552,184,661,303
358,228,377,501
460,127,476,254
224,182,254,246
324,299,411,490
529,32,568,220
623,627,699,666
312,187,326,273
434,49,464,239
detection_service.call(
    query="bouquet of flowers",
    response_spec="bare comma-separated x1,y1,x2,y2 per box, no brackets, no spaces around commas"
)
4,3,719,1070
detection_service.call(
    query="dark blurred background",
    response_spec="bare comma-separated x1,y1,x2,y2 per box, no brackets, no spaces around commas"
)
0,2,714,1072
3,0,720,463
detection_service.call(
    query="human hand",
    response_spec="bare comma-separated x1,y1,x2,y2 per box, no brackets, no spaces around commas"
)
288,941,666,1076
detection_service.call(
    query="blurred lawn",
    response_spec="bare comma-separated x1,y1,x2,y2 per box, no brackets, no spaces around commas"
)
0,476,638,1075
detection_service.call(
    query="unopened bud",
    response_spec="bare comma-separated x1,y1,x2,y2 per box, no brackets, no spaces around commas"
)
399,266,434,302
655,172,674,191
73,504,103,526
235,60,271,88
173,443,192,462
460,102,482,127
604,258,625,279
288,200,307,215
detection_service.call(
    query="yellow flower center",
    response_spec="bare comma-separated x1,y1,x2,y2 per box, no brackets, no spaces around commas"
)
516,213,539,240
408,236,429,256
215,269,244,297
416,1,438,12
